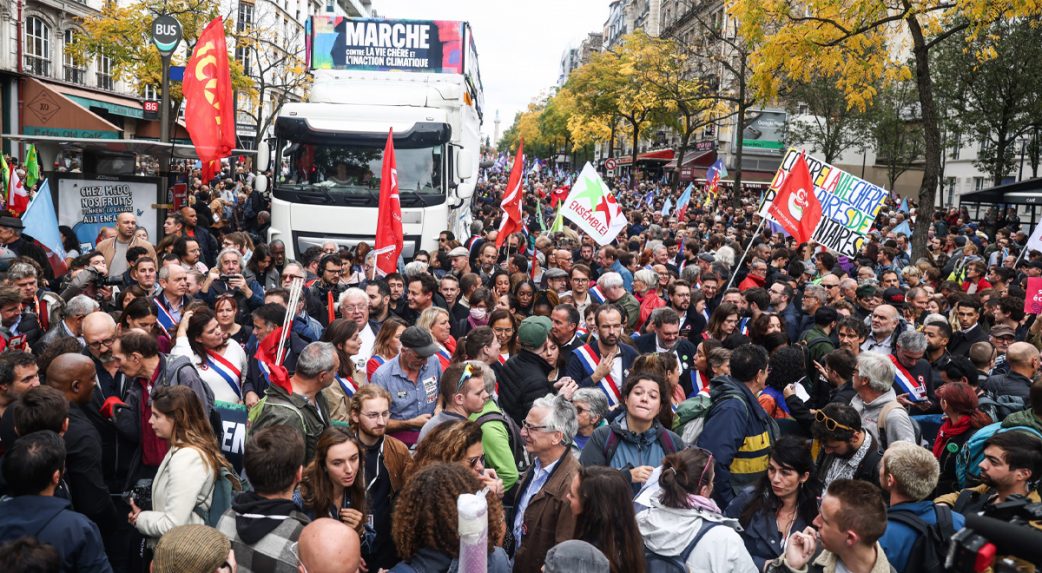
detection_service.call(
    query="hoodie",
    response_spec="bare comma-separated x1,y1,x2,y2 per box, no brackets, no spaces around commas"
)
0,495,112,573
216,491,309,573
637,497,758,573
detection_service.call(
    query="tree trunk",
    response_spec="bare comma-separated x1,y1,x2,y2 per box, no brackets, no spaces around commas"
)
732,64,748,208
675,114,693,189
907,13,939,262
608,121,617,158
631,118,641,190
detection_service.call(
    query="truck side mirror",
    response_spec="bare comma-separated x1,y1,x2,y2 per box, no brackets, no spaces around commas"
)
254,174,268,193
257,138,273,172
455,147,474,182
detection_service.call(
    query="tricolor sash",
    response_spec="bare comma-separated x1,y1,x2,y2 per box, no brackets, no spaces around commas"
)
738,317,751,336
888,354,927,402
154,298,177,337
205,349,243,400
574,343,621,406
701,307,710,323
336,374,358,397
589,286,606,304
690,370,711,397
436,344,452,371
498,353,508,365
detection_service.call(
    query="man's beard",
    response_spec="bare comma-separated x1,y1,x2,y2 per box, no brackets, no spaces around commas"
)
370,301,386,317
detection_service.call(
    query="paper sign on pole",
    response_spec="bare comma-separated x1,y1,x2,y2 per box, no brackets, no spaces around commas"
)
559,162,628,246
760,149,889,257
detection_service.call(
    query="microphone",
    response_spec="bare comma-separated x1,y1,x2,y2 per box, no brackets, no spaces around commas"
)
963,513,1042,564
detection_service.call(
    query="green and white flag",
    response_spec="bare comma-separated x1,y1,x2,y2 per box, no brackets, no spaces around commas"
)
559,162,627,245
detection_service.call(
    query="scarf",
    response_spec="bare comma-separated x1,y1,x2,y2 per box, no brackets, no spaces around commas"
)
933,416,973,458
686,494,721,514
761,386,791,416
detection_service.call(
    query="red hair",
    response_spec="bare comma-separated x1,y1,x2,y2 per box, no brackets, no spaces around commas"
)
937,382,991,429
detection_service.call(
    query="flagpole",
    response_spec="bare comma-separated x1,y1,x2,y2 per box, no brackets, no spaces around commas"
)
725,216,767,291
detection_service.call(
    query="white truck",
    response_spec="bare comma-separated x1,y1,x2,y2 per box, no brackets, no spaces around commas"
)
257,17,484,259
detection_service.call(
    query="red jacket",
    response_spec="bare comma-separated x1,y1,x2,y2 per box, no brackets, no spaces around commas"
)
739,273,766,291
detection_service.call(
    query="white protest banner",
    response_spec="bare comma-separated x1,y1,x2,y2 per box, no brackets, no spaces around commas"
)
759,149,888,256
1025,219,1042,255
56,175,158,247
560,162,628,246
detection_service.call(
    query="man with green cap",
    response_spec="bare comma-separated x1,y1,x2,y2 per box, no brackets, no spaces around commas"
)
496,315,557,426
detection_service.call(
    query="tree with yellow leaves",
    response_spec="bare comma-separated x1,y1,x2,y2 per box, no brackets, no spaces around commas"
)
729,0,1042,259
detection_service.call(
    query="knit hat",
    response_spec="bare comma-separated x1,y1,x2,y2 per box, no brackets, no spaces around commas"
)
517,315,552,349
543,540,611,573
152,525,230,573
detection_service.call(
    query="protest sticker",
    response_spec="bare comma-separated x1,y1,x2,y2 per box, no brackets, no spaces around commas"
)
1026,277,1042,315
760,149,888,257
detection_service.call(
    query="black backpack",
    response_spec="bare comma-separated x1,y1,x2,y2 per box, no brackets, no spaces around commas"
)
886,504,955,573
474,410,529,473
644,520,720,573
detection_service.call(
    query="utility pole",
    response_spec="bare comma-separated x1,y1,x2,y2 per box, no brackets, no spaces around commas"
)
151,15,182,231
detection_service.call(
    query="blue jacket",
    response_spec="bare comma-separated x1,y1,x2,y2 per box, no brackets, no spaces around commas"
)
697,376,775,508
579,414,683,492
611,260,634,291
880,500,964,572
724,489,814,571
0,495,113,573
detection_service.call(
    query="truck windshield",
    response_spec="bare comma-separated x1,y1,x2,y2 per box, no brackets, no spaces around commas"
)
275,141,444,204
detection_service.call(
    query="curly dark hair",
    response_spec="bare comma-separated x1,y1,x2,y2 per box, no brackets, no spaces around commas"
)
408,420,484,481
391,462,505,560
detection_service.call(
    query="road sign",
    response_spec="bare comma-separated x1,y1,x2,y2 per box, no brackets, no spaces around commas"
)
604,157,618,171
151,15,182,57
143,100,160,120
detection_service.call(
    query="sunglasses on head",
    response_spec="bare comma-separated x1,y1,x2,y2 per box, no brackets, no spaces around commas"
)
814,409,855,433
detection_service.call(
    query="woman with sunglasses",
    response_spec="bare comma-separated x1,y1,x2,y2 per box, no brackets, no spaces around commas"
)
723,437,820,571
409,420,504,498
637,447,757,572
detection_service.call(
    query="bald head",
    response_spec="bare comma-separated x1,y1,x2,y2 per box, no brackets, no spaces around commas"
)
46,354,97,406
1008,342,1040,377
870,304,899,338
297,518,360,573
82,312,117,362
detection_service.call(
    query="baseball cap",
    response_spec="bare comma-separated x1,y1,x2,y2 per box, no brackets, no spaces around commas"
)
856,284,879,299
399,326,439,358
152,525,230,573
448,246,469,257
517,315,552,349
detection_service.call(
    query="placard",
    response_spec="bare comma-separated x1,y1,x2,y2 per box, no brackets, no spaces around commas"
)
1026,277,1042,315
55,174,159,247
310,17,465,74
760,149,888,257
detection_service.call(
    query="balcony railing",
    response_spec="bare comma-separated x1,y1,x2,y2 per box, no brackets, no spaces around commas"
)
97,73,114,91
24,56,50,76
65,65,86,85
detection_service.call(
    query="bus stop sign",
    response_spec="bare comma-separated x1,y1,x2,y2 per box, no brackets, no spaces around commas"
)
151,15,182,57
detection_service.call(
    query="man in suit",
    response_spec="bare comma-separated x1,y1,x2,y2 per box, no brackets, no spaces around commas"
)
634,307,698,396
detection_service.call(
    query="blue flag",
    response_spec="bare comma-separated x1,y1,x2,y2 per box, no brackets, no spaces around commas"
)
892,220,912,237
675,183,693,213
20,180,65,260
661,197,673,216
899,197,910,213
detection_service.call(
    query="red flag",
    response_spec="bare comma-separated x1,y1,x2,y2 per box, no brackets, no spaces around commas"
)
373,129,403,277
496,139,525,250
768,153,822,244
183,18,235,174
255,326,292,394
550,185,570,207
7,167,27,216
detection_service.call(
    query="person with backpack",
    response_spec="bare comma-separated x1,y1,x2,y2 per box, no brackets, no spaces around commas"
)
981,341,1039,403
935,430,1042,514
579,372,683,490
637,447,757,572
697,344,775,507
466,361,523,494
879,442,965,572
850,351,917,449
128,385,238,549
932,382,991,496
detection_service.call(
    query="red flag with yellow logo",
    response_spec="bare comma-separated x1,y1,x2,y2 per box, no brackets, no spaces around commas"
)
183,18,235,183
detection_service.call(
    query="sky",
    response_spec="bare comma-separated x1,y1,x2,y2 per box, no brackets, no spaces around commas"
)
374,0,610,143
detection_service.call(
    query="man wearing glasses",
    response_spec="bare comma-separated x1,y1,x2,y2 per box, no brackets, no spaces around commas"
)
304,254,347,328
811,403,881,491
568,265,593,318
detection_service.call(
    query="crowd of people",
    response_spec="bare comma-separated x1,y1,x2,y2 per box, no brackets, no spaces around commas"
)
0,160,1040,573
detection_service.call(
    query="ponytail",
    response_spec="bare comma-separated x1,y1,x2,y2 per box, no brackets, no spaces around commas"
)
657,448,713,509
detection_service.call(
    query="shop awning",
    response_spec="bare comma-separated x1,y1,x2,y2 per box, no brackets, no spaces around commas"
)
20,77,122,139
55,84,144,119
665,149,715,171
0,133,256,159
616,148,675,165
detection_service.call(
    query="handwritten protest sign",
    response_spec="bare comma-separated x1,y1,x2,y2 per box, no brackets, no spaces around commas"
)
760,149,888,257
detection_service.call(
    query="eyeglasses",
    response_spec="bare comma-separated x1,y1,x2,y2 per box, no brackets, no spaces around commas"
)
360,410,390,421
522,420,550,432
324,267,342,274
282,273,305,281
571,277,589,283
814,410,855,433
87,337,116,349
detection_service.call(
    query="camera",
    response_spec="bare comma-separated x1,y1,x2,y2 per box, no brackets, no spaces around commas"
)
85,268,122,287
220,274,238,282
947,495,1042,572
121,479,153,511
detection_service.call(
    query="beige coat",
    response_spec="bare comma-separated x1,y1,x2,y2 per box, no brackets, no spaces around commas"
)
134,446,215,543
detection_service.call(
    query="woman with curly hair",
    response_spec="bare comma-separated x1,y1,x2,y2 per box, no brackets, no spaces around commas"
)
389,463,510,572
570,466,647,573
409,420,504,498
296,427,372,543
171,308,248,405
510,280,536,320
